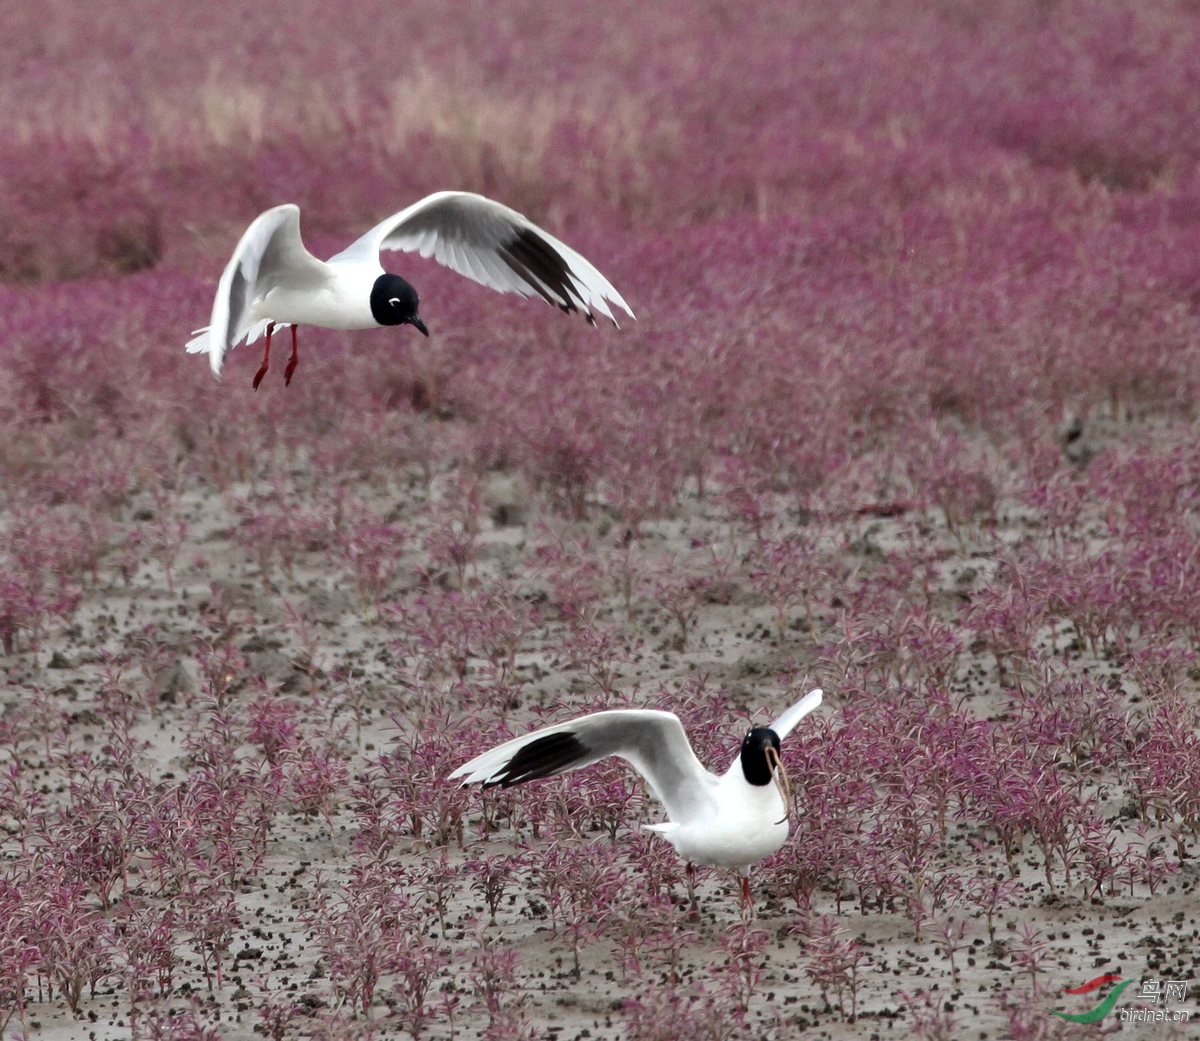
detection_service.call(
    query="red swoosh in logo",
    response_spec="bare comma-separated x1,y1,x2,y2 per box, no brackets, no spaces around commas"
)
1062,974,1123,995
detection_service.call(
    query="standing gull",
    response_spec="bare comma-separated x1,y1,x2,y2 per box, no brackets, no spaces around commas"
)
186,191,634,388
451,688,824,913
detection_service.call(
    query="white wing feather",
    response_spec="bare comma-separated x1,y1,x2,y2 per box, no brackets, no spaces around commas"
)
768,688,824,741
186,205,322,376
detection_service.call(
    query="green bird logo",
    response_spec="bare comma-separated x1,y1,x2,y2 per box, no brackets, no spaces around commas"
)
1049,974,1133,1024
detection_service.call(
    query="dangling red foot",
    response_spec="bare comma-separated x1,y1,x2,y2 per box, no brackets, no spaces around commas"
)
252,322,275,390
686,862,698,916
283,325,299,386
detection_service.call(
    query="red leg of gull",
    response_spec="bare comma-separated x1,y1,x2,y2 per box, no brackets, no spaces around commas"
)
740,874,753,919
252,322,275,390
685,863,701,919
283,325,299,386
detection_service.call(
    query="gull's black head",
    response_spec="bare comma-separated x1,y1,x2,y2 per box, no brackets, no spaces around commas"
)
370,273,429,336
740,727,782,786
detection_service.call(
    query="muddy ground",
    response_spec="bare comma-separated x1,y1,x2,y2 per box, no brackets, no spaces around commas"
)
4,423,1198,1040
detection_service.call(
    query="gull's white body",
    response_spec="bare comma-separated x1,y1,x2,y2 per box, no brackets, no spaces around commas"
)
186,191,634,378
451,689,823,873
253,261,378,330
643,766,789,869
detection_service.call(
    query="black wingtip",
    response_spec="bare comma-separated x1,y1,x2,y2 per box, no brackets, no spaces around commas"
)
484,730,588,789
502,228,591,319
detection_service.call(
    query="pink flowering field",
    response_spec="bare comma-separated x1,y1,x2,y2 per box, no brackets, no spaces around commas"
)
3,1,1200,1038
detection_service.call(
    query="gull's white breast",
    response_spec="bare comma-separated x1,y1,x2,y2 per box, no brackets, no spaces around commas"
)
252,263,380,330
644,773,789,869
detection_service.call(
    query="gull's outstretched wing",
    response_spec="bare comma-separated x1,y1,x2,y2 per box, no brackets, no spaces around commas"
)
767,688,824,741
330,191,634,326
186,204,325,375
450,709,714,823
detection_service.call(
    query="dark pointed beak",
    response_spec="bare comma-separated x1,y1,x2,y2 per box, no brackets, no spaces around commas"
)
409,315,429,337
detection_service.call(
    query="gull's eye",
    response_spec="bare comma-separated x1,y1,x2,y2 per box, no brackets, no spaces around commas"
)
389,297,401,306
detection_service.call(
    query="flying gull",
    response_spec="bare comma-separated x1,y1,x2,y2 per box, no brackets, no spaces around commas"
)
187,192,633,388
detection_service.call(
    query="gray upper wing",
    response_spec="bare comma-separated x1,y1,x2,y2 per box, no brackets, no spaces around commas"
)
450,709,716,823
330,191,634,326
